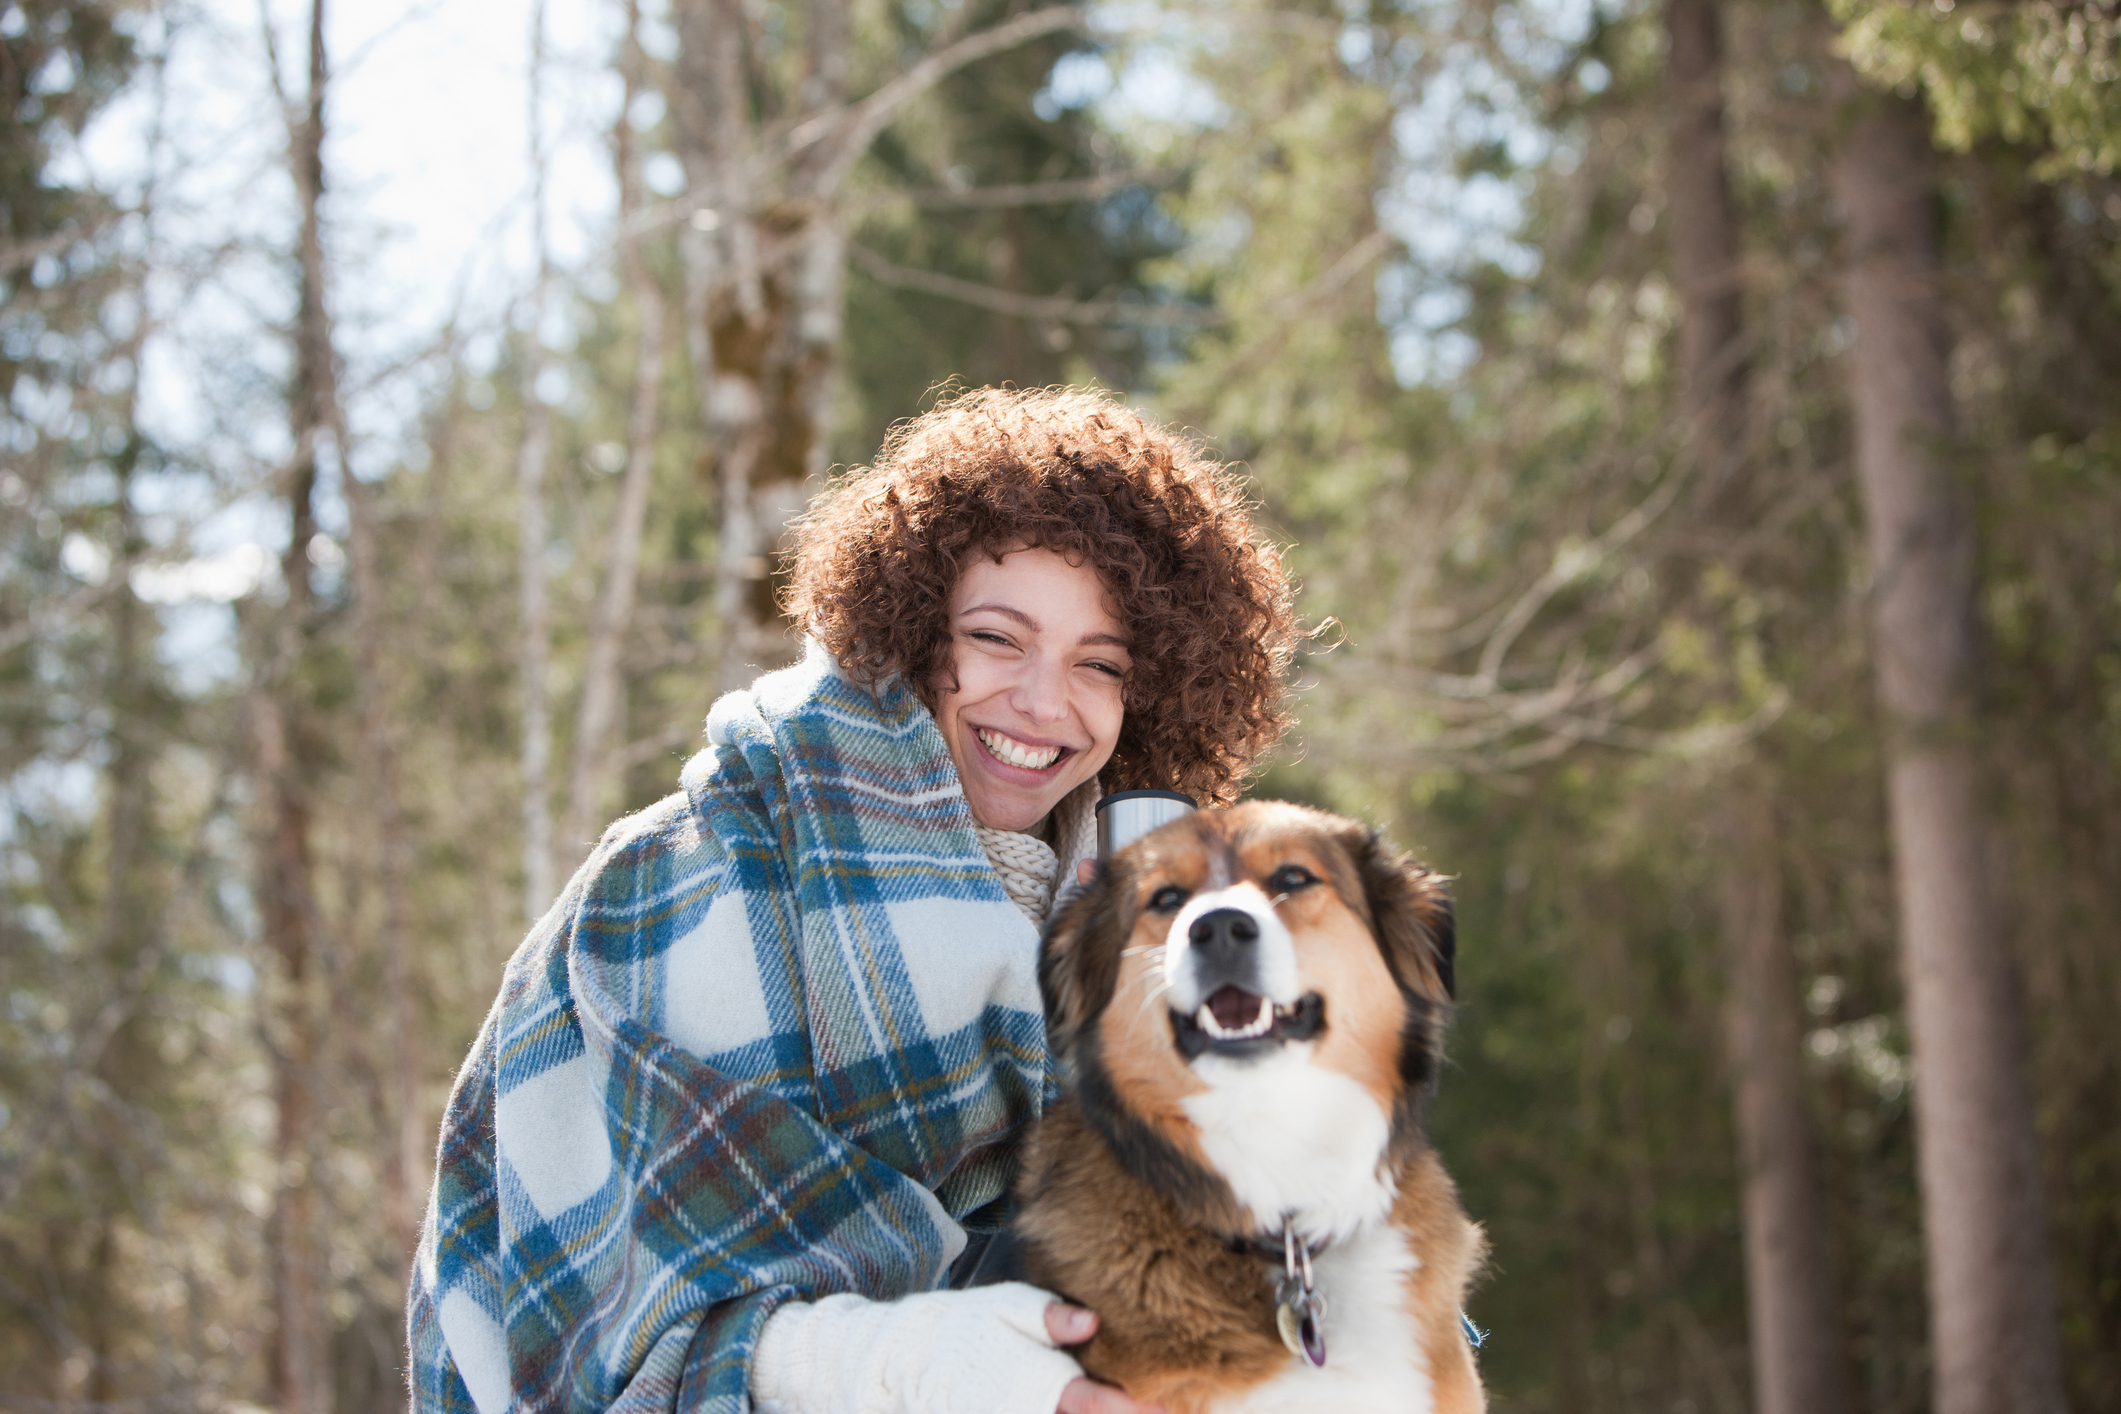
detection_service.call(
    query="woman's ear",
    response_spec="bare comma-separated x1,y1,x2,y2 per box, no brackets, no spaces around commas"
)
1352,828,1456,1003
1038,865,1127,1056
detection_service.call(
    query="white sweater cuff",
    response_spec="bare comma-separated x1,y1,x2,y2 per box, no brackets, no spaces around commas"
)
749,1282,1082,1414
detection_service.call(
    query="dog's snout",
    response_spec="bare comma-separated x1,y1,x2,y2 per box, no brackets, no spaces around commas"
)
1188,908,1260,956
1164,888,1297,1011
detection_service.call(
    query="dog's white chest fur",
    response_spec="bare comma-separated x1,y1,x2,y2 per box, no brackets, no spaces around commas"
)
1182,1044,1397,1242
1211,1225,1432,1414
1181,1047,1429,1410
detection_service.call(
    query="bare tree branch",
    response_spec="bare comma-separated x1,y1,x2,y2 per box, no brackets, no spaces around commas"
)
0,577,118,656
518,0,558,920
336,0,452,75
847,240,1210,325
1163,229,1395,417
804,5,1090,196
1469,454,1689,690
897,168,1185,209
0,214,121,275
623,166,1183,245
612,720,705,775
560,0,670,874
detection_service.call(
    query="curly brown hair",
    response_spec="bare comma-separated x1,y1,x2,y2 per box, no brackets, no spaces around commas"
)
785,387,1301,806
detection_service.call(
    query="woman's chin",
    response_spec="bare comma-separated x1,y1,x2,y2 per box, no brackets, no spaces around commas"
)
967,789,1058,832
963,765,1081,832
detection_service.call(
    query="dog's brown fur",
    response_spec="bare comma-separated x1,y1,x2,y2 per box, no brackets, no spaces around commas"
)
1016,802,1486,1414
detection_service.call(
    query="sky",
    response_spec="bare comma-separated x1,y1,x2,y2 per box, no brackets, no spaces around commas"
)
50,0,624,679
315,0,622,367
70,0,623,474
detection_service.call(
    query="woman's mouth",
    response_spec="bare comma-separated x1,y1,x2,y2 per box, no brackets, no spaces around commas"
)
976,727,1067,772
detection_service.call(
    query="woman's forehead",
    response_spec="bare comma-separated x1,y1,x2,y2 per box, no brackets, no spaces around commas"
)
950,547,1127,635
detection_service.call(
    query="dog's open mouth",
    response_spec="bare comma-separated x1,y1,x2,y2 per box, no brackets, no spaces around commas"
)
1170,986,1326,1059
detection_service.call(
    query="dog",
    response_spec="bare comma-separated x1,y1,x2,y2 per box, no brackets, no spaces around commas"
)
1013,800,1485,1414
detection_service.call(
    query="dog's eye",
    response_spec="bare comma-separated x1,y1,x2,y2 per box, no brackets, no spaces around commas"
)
1146,884,1190,914
1266,864,1318,897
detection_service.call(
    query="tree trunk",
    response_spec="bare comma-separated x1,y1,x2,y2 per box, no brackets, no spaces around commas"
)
670,0,849,690
1664,4,1851,1410
518,0,557,918
338,322,417,1266
87,436,150,1411
560,0,667,868
1829,83,2069,1414
1665,0,1745,446
259,9,335,1411
1715,791,1849,1414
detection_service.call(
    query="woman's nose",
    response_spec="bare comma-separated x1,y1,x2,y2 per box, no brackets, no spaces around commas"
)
1010,653,1070,722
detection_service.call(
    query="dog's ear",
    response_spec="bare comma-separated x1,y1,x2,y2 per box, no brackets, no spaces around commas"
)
1351,828,1456,1003
1039,863,1129,1057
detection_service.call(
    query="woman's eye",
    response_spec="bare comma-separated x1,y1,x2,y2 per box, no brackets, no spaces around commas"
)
1266,865,1317,896
1083,659,1126,679
1147,885,1189,913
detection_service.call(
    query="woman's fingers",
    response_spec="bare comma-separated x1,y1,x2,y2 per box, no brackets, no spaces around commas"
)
1077,859,1099,885
1044,1300,1098,1346
1046,1309,1168,1414
1057,1377,1169,1414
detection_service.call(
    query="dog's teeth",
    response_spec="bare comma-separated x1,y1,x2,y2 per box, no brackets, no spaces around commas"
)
1197,995,1275,1041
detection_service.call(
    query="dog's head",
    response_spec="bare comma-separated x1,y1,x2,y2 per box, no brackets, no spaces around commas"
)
1040,800,1455,1242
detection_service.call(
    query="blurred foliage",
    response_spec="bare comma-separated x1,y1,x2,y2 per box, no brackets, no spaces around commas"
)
1128,0,2121,1409
0,1,276,1404
838,1,1177,462
1832,0,2121,179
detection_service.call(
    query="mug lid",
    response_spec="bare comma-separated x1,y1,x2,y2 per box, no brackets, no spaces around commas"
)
1095,789,1196,812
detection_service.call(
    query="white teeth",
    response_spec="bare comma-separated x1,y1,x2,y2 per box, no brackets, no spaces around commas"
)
1196,996,1275,1041
977,728,1061,770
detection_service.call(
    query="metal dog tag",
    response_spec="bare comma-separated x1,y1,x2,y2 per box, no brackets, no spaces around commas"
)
1275,1273,1327,1367
1274,1227,1327,1368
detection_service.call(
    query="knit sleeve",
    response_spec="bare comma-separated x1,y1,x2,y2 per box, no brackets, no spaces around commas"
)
748,1285,1082,1414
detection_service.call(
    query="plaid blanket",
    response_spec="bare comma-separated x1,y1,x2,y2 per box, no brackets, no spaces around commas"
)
407,643,1054,1413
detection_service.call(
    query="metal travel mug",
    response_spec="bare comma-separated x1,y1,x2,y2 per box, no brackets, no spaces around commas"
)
1095,790,1196,860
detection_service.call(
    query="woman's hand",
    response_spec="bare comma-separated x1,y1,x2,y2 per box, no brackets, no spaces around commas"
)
751,1285,1160,1414
1044,1303,1167,1414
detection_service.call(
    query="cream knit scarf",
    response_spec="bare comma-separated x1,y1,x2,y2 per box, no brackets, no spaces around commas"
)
975,778,1101,925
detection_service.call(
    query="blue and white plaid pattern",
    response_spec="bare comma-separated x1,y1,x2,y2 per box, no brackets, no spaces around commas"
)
407,644,1054,1413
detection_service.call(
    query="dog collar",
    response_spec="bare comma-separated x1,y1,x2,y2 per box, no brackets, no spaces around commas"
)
1243,1225,1487,1368
1230,1229,1328,1263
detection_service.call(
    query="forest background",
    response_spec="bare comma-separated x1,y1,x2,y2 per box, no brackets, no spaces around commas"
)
3,0,2117,1412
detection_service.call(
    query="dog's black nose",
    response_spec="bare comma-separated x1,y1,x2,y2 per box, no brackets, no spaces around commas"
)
1188,908,1260,954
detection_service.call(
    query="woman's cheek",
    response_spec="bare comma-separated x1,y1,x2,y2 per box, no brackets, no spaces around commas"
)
1088,684,1126,765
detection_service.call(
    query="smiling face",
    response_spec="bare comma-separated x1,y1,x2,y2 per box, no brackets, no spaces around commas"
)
933,546,1132,831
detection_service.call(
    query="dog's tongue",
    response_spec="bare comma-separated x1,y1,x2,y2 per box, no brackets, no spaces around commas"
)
1206,985,1266,1031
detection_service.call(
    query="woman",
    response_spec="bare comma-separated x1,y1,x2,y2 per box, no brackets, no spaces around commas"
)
407,388,1301,1414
